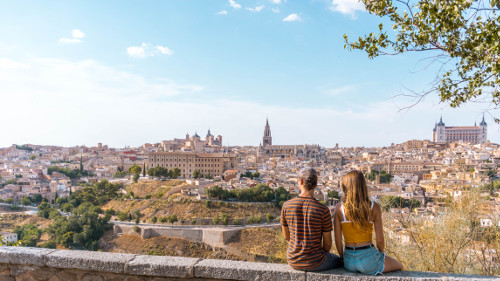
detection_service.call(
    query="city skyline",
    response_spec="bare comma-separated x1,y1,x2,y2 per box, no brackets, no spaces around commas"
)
0,1,499,148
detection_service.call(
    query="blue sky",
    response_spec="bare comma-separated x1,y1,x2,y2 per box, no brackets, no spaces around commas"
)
0,0,498,148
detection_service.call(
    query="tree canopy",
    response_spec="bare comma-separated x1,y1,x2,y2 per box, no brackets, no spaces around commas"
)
345,0,500,113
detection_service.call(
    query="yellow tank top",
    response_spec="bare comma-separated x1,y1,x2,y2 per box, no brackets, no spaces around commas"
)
340,202,374,244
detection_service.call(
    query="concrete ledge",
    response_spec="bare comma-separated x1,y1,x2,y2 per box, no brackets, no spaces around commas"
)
306,268,497,281
0,246,497,280
194,259,306,281
125,255,201,278
46,249,136,273
0,247,56,266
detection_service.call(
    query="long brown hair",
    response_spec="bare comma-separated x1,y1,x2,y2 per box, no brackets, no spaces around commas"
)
341,170,371,230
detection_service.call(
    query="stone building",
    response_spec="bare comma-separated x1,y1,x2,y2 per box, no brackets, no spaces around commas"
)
433,116,487,144
258,119,324,160
148,152,238,179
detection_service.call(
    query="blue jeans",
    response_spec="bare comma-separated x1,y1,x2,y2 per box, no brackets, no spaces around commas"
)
300,252,343,272
344,246,385,275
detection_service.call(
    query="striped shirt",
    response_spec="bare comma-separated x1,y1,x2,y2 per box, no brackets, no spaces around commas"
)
280,196,333,270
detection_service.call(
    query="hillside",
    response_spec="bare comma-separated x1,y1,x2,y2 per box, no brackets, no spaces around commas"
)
103,180,281,223
99,231,241,260
226,228,287,263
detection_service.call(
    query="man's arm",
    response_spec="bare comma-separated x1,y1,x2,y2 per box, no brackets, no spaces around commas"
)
282,225,290,241
322,231,332,252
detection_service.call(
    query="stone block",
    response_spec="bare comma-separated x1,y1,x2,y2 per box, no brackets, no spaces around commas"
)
194,259,305,281
0,247,55,266
125,255,200,278
46,250,135,274
306,268,499,281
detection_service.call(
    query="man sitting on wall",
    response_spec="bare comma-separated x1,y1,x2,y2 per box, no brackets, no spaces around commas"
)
281,167,342,271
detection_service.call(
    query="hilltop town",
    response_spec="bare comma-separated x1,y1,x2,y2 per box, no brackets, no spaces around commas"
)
1,117,498,220
0,117,498,275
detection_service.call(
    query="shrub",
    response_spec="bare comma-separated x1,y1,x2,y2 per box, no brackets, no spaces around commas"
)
133,226,140,233
159,217,168,223
151,216,158,224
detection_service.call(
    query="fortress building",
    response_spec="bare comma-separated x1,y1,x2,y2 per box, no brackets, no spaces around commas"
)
433,116,487,144
258,119,324,159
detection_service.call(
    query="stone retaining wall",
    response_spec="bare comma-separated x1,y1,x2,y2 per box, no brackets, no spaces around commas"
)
0,246,496,281
114,225,241,248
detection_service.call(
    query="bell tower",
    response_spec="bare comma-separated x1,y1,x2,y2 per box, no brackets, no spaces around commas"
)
263,118,272,147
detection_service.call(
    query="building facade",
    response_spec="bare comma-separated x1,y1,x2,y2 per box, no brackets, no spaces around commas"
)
433,116,487,144
148,152,238,179
258,119,324,159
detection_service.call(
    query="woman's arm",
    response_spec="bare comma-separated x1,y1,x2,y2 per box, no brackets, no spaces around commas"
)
373,202,385,252
333,204,344,258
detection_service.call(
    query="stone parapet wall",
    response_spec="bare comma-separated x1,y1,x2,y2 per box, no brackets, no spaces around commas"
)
0,246,496,281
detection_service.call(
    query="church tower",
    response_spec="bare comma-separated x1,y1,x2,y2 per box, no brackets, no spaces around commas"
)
479,115,488,143
263,118,272,147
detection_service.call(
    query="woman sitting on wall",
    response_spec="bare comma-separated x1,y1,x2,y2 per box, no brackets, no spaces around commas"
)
334,170,403,275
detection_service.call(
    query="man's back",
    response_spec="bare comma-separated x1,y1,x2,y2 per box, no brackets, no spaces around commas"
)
280,196,333,270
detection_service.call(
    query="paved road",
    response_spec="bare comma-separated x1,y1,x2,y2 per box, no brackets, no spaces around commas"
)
110,220,281,230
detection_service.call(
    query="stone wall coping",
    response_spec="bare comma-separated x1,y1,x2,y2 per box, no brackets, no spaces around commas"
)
0,246,497,280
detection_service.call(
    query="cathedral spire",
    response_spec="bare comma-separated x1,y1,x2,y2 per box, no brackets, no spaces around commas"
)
263,118,272,147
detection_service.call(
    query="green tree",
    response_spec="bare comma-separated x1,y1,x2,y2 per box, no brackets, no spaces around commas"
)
212,216,220,225
133,173,140,183
193,170,201,179
344,0,500,112
171,167,181,179
38,202,51,218
168,214,178,225
117,211,129,221
328,190,340,199
151,216,158,224
20,196,32,206
221,213,229,226
266,213,275,222
129,165,142,175
30,155,36,160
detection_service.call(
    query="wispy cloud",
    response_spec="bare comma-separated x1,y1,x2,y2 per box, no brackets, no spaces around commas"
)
246,5,265,12
59,29,85,44
127,43,173,58
229,0,241,9
217,10,228,15
272,8,280,13
324,85,357,96
270,0,281,3
329,0,365,18
283,13,302,22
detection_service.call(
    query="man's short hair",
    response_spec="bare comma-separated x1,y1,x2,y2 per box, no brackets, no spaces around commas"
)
299,167,318,190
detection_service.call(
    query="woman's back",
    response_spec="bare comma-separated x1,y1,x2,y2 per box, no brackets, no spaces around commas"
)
340,201,374,244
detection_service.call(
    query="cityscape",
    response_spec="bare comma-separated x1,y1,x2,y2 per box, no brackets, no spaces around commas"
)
0,0,499,279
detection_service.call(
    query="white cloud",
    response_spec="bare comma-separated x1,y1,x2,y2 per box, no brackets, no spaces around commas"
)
156,46,174,56
272,8,280,13
229,0,241,9
329,0,365,18
283,13,302,22
72,29,85,39
217,10,228,15
270,0,281,3
127,43,174,58
60,29,85,44
246,5,265,12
